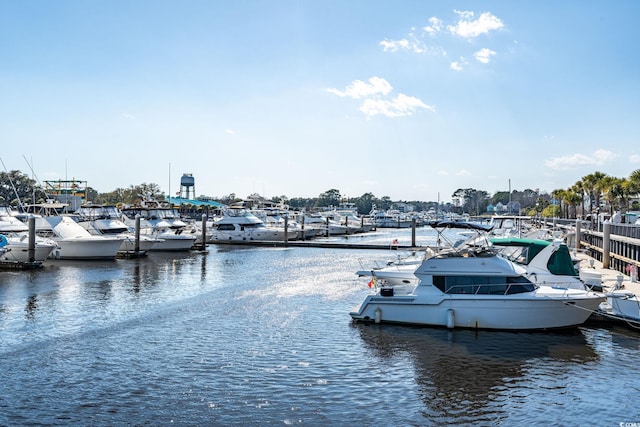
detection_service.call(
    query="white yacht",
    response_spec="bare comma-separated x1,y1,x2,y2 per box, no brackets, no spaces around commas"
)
298,212,346,236
350,221,603,330
121,204,197,251
34,215,122,260
0,207,58,263
320,210,361,234
370,209,413,228
250,209,301,240
209,208,295,242
75,204,160,253
605,291,640,324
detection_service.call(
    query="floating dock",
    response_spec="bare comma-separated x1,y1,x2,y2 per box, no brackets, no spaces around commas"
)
574,251,640,328
209,239,421,250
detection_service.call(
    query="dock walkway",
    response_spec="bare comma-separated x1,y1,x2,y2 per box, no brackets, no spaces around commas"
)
575,250,639,293
575,250,640,328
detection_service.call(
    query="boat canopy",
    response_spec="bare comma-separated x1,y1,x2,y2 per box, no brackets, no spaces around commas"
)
167,197,224,208
427,220,494,232
491,237,578,276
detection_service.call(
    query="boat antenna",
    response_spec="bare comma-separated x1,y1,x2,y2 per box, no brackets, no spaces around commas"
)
1,157,25,211
22,155,51,205
22,155,43,185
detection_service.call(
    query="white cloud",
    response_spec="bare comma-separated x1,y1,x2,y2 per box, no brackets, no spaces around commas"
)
456,169,472,176
360,94,435,118
423,17,443,35
379,29,446,55
474,48,496,63
380,10,504,72
326,76,392,99
450,61,463,71
379,38,428,54
629,154,640,163
448,10,504,38
544,149,616,170
450,56,468,71
224,129,236,135
328,77,435,118
122,113,136,120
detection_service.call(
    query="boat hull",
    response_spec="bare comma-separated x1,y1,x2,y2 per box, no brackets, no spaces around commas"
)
117,236,159,253
53,238,123,260
146,236,195,251
350,291,602,330
0,241,57,263
208,230,294,242
607,293,640,321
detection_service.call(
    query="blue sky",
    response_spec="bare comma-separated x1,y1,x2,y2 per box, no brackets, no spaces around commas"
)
2,1,639,203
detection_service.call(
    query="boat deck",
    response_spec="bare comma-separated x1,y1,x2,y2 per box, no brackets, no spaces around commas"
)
574,251,640,293
574,250,640,327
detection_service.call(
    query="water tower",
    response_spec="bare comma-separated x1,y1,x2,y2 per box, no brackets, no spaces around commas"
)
180,173,195,199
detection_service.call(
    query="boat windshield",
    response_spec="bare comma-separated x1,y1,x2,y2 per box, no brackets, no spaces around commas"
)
432,275,535,295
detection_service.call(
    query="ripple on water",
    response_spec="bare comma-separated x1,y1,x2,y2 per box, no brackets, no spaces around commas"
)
2,242,640,425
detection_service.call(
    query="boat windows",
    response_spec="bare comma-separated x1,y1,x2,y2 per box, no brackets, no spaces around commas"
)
432,275,535,295
500,246,530,264
217,224,236,231
547,247,579,276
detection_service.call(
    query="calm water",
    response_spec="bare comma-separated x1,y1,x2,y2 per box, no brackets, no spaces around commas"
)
1,229,640,426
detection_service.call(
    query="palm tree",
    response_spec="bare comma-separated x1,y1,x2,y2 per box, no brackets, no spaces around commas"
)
581,172,608,216
572,180,585,218
563,190,582,219
628,169,640,197
599,176,620,214
611,178,631,216
551,188,567,218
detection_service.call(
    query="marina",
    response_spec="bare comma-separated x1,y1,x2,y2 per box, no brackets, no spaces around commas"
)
3,2,640,423
2,225,640,424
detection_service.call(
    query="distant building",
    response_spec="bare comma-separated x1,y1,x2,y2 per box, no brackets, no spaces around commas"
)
44,179,87,211
394,202,415,213
508,201,521,214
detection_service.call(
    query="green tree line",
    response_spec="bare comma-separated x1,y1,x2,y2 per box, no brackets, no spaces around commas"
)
2,169,640,217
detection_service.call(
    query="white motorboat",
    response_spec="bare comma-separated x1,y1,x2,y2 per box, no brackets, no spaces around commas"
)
34,215,122,260
356,251,426,289
75,204,161,253
251,210,301,240
297,212,346,236
0,207,58,263
370,209,413,228
605,291,640,323
333,202,375,232
209,208,295,242
121,205,197,251
319,210,361,234
350,221,603,330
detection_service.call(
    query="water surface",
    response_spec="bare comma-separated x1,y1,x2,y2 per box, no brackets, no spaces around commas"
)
1,231,640,425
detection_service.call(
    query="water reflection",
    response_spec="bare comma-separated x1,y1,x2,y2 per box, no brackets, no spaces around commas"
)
25,294,38,320
608,325,640,351
354,324,598,423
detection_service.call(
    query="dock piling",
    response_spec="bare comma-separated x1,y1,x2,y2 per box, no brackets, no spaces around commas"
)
28,216,36,263
201,214,207,251
134,215,141,254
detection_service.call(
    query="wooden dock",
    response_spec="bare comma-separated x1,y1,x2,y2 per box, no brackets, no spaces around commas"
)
209,239,422,251
574,250,640,328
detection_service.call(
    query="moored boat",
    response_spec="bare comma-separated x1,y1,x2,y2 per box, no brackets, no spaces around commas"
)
208,208,295,242
34,215,123,260
350,221,603,330
0,207,58,263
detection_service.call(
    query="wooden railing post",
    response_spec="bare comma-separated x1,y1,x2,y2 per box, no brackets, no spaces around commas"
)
603,221,611,269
